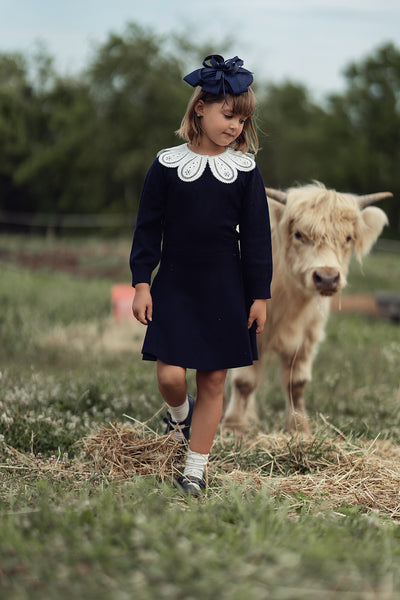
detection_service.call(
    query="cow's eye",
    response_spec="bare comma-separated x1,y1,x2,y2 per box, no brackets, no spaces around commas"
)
294,231,303,240
345,235,352,243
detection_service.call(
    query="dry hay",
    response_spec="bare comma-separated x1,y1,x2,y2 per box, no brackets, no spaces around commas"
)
214,432,400,518
82,417,400,518
82,416,184,481
3,416,400,518
275,438,400,518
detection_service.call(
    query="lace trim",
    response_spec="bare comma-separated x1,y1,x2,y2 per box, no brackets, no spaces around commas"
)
157,143,255,183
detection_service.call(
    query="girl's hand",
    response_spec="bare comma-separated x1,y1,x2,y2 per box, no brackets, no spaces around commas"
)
248,299,267,334
132,283,153,325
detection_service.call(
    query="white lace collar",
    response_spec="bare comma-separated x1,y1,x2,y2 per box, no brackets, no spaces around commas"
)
157,143,255,184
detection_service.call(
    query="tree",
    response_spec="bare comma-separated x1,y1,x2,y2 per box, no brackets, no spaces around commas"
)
86,23,189,212
0,46,100,220
0,52,36,212
0,29,399,238
13,77,100,214
256,81,328,188
324,43,400,236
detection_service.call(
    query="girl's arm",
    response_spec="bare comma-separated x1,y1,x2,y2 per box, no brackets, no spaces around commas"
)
130,160,166,287
239,165,273,301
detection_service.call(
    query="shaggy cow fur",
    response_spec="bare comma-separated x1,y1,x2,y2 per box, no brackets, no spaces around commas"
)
223,182,390,433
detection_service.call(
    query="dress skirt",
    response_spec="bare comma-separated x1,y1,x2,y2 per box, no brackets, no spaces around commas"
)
142,248,258,370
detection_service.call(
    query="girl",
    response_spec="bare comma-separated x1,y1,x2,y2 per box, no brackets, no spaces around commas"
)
130,54,272,496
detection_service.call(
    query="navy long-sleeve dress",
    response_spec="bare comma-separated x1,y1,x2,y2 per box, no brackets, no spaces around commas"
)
130,143,272,370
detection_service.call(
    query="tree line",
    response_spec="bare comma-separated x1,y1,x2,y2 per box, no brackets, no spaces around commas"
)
0,23,399,237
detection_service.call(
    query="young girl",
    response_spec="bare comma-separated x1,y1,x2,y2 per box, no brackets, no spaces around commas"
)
130,54,272,496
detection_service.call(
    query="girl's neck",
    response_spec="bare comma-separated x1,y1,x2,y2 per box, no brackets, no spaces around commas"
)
188,141,228,156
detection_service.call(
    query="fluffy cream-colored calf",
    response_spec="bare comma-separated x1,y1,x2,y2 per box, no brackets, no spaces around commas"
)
224,183,391,433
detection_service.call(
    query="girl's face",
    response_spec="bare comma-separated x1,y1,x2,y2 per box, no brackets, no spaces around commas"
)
193,98,247,155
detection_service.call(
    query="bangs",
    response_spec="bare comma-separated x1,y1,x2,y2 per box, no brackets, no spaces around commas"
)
198,88,256,117
230,89,256,118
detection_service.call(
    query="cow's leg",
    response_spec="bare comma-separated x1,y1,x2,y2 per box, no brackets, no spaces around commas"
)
222,362,262,432
279,349,313,434
285,379,309,433
279,319,326,433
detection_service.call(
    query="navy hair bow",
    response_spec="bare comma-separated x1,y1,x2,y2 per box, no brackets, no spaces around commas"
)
183,54,253,101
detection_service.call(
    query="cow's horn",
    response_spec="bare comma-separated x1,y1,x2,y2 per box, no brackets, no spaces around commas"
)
358,191,393,208
265,187,288,205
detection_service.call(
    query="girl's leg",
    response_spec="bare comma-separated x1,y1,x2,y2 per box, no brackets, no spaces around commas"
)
157,359,187,407
180,369,227,488
190,369,228,454
157,360,192,442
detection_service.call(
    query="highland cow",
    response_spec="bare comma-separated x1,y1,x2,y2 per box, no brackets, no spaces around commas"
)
223,183,391,433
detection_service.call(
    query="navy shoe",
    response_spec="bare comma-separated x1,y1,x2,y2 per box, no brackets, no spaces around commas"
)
164,394,195,443
176,475,206,497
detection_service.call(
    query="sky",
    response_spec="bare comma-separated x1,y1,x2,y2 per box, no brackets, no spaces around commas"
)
1,0,399,99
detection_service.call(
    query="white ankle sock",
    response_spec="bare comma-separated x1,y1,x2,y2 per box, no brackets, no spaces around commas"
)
183,449,209,481
166,396,189,423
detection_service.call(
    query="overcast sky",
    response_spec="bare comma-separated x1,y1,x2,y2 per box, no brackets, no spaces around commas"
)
1,0,399,99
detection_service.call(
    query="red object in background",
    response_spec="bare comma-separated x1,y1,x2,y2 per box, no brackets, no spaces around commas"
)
111,284,135,320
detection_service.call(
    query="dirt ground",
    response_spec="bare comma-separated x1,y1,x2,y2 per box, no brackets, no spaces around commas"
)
0,244,128,280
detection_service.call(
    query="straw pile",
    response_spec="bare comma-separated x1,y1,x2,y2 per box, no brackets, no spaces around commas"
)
285,438,400,518
83,418,400,518
3,415,400,518
212,432,400,518
83,419,184,481
272,451,400,518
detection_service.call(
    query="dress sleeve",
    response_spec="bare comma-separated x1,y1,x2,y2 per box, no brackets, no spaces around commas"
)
239,164,273,299
129,159,166,286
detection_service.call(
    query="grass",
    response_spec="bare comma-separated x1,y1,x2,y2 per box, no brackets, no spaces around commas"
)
1,478,400,600
0,234,400,598
345,251,400,294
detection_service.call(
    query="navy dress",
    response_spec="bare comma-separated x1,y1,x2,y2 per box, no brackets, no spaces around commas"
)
130,143,272,371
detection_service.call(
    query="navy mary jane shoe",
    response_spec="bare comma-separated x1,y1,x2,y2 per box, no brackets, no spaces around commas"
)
175,475,206,497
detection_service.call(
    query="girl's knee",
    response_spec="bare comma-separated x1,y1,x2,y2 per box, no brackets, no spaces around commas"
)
157,361,186,394
197,369,227,395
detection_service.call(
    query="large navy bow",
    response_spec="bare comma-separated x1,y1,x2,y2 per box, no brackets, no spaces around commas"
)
183,54,253,101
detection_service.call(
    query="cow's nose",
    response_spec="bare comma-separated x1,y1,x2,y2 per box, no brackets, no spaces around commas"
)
312,269,340,294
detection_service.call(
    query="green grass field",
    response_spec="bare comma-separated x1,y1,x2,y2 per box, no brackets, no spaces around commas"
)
0,235,399,599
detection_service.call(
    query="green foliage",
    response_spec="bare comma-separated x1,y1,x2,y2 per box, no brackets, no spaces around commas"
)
257,42,400,239
0,29,399,235
0,52,36,210
322,42,400,236
257,82,328,187
85,24,190,211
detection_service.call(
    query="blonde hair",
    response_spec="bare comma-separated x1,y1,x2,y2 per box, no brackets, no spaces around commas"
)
176,87,259,154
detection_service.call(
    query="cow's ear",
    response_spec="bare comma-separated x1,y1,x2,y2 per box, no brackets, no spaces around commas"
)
267,198,285,223
354,206,388,259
